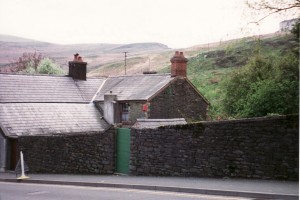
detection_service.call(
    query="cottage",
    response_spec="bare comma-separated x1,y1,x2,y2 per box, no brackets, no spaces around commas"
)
0,73,110,171
0,51,209,172
95,51,209,125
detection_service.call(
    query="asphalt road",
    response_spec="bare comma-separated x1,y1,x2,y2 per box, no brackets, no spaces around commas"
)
0,182,254,200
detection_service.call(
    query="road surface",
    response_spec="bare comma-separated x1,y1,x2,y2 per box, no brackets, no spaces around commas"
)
0,182,254,200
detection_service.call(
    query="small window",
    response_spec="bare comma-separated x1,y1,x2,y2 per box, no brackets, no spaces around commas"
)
121,103,129,122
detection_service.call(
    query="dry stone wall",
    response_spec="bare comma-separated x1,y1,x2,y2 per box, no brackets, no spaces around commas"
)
18,129,115,174
130,115,299,180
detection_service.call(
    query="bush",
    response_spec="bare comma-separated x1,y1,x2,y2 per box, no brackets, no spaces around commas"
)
37,58,64,74
221,52,299,118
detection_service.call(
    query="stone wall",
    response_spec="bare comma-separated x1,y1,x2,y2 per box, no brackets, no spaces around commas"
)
149,78,208,122
130,115,299,180
18,129,115,174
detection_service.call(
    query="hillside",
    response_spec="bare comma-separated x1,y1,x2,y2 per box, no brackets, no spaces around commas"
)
1,33,290,77
89,32,292,76
0,34,170,72
183,33,299,119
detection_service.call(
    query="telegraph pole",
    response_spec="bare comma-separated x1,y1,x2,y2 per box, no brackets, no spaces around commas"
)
123,52,128,75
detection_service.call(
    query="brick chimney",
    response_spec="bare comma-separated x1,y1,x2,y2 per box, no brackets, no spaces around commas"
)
170,51,188,77
69,53,87,80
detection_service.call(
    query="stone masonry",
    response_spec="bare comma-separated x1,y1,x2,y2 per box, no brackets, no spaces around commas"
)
130,115,299,180
18,129,115,174
149,78,208,122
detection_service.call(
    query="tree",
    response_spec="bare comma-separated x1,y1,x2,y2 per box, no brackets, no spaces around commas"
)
26,58,64,75
291,18,300,40
10,52,44,72
246,0,300,24
221,52,299,118
10,52,64,75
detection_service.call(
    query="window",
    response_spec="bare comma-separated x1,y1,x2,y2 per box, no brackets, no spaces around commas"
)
121,103,129,122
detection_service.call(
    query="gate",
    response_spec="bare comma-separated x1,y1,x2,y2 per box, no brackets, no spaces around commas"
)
116,128,130,174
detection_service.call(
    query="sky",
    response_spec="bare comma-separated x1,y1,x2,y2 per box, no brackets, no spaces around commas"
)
0,0,296,48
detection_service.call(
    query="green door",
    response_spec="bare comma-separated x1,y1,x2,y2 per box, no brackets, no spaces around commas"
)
116,128,130,174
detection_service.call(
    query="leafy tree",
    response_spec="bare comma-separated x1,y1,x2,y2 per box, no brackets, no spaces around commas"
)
11,52,64,75
221,52,299,118
35,58,64,74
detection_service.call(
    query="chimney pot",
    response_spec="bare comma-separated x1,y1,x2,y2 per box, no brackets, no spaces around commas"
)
78,56,83,62
73,53,79,61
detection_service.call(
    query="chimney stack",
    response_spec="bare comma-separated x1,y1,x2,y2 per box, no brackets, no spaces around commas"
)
104,94,117,125
170,51,188,77
69,53,87,80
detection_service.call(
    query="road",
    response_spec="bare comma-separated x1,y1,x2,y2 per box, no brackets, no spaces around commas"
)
0,182,254,200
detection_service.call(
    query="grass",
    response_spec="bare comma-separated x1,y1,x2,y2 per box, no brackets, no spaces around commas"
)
183,34,298,119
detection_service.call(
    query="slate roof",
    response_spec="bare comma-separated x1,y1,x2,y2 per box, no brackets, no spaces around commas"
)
0,73,177,137
0,73,206,137
74,78,106,102
95,74,175,101
0,74,106,103
132,118,187,129
0,103,110,138
0,73,174,103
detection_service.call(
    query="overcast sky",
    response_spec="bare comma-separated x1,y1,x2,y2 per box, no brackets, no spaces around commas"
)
0,0,295,48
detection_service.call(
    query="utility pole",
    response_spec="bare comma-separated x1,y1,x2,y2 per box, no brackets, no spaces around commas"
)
123,52,128,75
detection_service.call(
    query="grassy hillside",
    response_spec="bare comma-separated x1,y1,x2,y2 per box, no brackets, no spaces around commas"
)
184,34,298,119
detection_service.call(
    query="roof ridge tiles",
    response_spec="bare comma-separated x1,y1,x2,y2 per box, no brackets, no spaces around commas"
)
0,72,68,78
0,73,107,80
108,73,171,78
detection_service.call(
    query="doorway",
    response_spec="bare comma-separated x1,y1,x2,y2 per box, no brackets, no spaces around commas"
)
9,139,18,170
116,128,130,174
